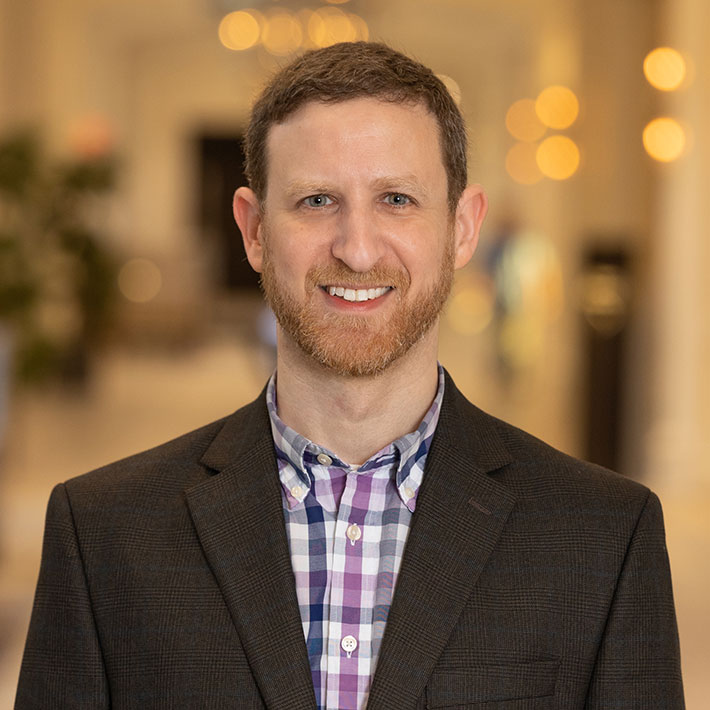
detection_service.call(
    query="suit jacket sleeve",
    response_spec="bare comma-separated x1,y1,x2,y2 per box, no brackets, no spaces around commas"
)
584,491,684,709
15,483,110,710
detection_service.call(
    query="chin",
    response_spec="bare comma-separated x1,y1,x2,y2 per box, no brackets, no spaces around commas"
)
290,315,435,378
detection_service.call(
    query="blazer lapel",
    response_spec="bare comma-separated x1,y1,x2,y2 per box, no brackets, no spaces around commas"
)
185,394,316,710
367,373,517,710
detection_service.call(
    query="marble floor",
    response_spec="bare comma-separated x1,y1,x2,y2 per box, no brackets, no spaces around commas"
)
1,337,707,708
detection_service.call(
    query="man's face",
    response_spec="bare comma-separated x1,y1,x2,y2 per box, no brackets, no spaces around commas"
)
240,97,479,376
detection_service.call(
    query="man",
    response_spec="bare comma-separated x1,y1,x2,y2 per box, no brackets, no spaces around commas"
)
17,42,683,709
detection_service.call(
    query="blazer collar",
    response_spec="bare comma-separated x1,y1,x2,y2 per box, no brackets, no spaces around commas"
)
366,370,517,709
186,389,317,710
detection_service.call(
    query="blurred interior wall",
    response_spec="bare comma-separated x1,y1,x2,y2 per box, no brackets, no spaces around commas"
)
0,0,707,489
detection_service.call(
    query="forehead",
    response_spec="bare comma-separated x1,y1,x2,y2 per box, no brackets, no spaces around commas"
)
264,97,447,193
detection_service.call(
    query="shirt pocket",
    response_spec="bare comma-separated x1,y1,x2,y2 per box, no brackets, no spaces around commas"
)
425,659,559,708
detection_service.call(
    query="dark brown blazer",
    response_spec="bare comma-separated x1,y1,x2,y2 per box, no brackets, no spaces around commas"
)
16,372,684,709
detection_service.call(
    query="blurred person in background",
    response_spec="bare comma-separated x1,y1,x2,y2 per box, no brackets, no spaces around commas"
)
16,42,683,710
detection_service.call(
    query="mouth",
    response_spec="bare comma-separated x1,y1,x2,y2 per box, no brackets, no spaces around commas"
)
322,285,393,303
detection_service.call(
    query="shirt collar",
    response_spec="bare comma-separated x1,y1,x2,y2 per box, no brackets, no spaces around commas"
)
267,365,445,511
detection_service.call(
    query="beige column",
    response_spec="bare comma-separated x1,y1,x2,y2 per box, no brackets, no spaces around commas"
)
645,0,710,493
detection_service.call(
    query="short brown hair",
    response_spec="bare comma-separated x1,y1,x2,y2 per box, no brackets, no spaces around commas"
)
244,42,468,212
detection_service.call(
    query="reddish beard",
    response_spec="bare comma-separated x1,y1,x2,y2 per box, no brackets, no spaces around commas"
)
259,236,456,377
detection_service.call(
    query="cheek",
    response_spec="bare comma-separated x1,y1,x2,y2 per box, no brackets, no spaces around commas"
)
263,241,314,296
273,219,333,264
389,225,453,278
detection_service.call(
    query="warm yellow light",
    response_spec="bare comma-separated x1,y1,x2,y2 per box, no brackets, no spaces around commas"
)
506,142,543,185
505,99,546,142
308,7,356,47
643,117,685,162
643,47,686,91
500,318,541,369
348,13,369,42
307,9,328,47
325,0,351,4
118,259,162,304
295,9,317,48
535,86,579,129
447,281,495,335
218,10,261,51
69,114,114,158
437,74,462,106
262,10,303,55
536,136,580,180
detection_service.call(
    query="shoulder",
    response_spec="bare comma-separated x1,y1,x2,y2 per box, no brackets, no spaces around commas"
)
491,409,649,505
439,371,652,514
62,389,270,503
63,416,227,498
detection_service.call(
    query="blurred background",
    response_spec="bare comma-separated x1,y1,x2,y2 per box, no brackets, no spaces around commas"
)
0,0,708,706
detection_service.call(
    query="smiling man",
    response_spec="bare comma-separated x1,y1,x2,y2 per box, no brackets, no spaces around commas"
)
17,43,683,710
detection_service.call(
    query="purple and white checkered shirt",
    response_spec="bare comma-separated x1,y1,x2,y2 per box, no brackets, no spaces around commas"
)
266,367,444,710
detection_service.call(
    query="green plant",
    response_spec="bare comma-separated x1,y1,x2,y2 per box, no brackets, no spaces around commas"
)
0,130,117,384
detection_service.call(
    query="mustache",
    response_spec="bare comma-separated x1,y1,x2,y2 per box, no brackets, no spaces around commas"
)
305,264,410,291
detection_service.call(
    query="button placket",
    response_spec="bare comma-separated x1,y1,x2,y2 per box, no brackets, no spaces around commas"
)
329,470,362,674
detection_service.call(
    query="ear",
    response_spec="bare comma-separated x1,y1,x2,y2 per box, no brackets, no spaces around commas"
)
452,184,488,270
233,186,264,273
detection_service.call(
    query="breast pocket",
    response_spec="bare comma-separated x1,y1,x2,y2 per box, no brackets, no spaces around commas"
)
425,659,559,708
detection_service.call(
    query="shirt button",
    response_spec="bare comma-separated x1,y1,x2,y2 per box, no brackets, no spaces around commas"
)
290,485,304,499
404,486,415,500
346,523,362,545
341,635,358,657
317,453,333,466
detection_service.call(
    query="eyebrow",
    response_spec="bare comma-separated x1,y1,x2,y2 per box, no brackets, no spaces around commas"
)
285,175,431,199
284,180,331,198
370,175,430,198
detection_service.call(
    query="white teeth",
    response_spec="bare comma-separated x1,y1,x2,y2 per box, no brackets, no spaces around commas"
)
326,285,391,302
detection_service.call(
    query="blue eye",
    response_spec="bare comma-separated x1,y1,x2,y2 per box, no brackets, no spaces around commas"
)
385,193,411,206
303,194,333,208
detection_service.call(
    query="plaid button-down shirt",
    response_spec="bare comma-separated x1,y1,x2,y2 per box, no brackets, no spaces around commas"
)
266,367,444,710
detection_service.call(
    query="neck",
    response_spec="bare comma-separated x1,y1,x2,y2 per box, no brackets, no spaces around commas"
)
274,327,440,466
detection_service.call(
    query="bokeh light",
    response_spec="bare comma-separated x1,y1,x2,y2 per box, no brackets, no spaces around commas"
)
437,74,462,106
643,117,686,162
218,10,262,51
308,7,358,47
446,277,495,335
536,136,580,180
219,7,368,54
643,47,686,91
505,99,546,142
118,258,163,304
535,86,579,129
347,13,369,41
262,9,303,56
69,114,114,158
506,142,544,185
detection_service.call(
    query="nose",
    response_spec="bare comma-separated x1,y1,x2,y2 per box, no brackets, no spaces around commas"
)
330,204,386,273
